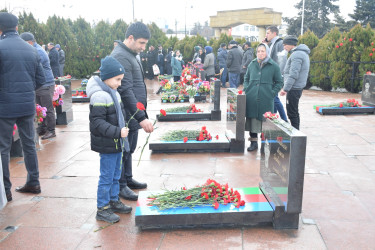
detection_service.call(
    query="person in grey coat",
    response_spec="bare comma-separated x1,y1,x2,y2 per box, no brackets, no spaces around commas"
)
55,44,65,76
280,35,310,130
227,40,243,88
203,46,215,81
240,41,253,85
110,22,154,201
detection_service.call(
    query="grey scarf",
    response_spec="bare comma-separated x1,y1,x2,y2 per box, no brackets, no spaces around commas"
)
94,76,130,152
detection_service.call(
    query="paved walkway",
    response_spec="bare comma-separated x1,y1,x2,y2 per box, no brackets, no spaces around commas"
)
0,79,374,249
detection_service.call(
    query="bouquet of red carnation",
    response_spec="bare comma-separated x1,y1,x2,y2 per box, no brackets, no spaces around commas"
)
147,178,246,210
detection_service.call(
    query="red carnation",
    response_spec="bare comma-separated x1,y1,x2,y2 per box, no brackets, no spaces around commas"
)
183,137,188,143
340,43,343,46
372,48,375,52
160,109,166,116
215,135,219,140
344,37,346,40
372,42,374,45
185,195,192,200
238,90,243,94
336,45,339,48
136,102,145,111
370,53,373,57
182,187,187,190
214,202,219,209
240,200,245,206
339,103,343,108
349,38,353,42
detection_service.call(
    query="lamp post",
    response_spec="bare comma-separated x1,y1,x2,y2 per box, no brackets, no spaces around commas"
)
185,2,193,36
301,0,305,35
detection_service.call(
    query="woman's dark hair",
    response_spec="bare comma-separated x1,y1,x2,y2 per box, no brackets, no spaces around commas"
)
125,22,151,40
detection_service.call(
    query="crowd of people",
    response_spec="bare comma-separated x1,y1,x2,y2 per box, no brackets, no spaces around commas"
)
0,12,310,222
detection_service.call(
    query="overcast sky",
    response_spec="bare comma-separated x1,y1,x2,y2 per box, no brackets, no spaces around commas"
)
4,0,355,30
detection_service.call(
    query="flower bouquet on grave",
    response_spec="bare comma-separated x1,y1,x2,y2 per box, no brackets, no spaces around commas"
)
161,93,169,103
161,126,213,143
314,98,362,111
178,93,185,102
169,94,177,103
147,179,246,210
163,104,203,114
263,112,293,132
186,85,197,102
180,66,199,86
35,104,47,124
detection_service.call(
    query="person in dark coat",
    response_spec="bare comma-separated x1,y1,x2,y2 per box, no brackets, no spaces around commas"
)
47,42,60,78
0,12,46,202
227,40,243,88
240,41,254,85
165,47,173,75
217,43,228,87
243,43,283,151
20,32,56,140
156,45,165,75
265,25,288,122
146,45,157,80
110,22,154,201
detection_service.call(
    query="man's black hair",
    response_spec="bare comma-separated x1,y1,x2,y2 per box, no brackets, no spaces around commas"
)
266,25,279,35
125,22,151,40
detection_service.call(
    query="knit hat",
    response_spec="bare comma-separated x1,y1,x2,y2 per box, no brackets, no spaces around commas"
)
283,35,298,46
20,32,35,42
220,43,226,48
229,40,237,45
245,41,251,47
55,44,61,49
0,12,18,31
99,56,125,81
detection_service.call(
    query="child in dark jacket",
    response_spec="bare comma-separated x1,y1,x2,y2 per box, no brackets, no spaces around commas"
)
86,56,131,223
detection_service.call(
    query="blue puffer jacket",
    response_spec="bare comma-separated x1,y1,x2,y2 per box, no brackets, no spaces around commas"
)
33,42,55,86
0,30,45,118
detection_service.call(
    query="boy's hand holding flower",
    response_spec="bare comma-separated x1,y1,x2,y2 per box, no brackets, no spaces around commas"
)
121,127,129,138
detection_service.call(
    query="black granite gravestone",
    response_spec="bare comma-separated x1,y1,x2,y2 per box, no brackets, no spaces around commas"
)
157,80,221,121
260,119,307,229
149,88,245,153
55,78,73,125
362,74,375,107
226,89,246,153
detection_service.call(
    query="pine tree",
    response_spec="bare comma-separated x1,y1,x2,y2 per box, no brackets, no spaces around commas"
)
349,0,375,27
329,24,375,92
310,27,341,90
284,0,339,38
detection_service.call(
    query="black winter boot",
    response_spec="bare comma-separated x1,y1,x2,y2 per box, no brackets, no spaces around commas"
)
96,206,120,223
247,141,258,152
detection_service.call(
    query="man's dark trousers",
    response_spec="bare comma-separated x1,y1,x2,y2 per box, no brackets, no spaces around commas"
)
36,85,55,133
119,129,138,189
286,90,303,130
0,114,40,193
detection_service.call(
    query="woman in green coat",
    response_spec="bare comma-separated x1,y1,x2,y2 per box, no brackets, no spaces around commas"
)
243,43,283,152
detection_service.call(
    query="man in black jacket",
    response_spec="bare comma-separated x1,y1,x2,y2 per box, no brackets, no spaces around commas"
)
47,42,60,78
0,12,45,202
110,22,154,201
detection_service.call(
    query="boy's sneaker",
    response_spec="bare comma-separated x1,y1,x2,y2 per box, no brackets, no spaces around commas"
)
109,200,132,214
96,206,120,223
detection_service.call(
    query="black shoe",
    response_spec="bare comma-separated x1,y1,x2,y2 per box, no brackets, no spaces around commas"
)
96,206,120,223
109,200,132,214
6,191,12,202
247,141,258,152
38,130,46,136
41,131,56,140
15,184,41,194
119,186,138,201
127,178,147,189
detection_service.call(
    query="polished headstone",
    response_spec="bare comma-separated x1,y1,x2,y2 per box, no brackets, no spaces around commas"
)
226,89,245,153
362,74,375,107
55,78,73,125
260,118,307,229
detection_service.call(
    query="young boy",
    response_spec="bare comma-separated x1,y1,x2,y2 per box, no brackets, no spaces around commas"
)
86,56,132,223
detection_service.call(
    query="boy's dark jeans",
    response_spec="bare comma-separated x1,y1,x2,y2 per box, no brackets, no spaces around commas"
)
286,89,303,130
